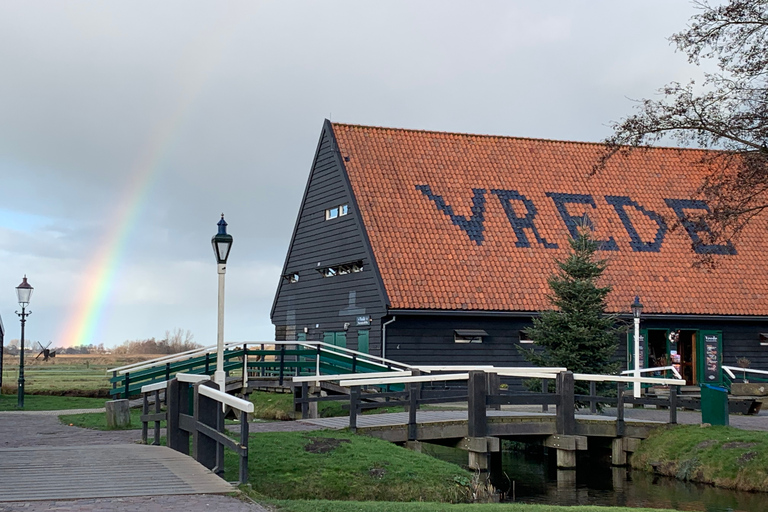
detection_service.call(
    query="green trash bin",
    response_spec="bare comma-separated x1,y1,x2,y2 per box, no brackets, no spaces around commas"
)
701,384,729,426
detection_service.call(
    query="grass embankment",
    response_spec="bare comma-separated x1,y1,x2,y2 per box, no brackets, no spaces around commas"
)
631,424,768,492
271,502,676,512
250,390,408,420
0,393,107,411
227,430,476,503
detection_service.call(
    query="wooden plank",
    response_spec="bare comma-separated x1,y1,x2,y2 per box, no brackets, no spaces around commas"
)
0,444,232,502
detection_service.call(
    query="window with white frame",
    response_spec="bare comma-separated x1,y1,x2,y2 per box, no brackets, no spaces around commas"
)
325,203,349,220
454,329,487,344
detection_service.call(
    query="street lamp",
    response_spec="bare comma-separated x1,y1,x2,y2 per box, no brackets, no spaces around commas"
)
16,275,33,408
631,295,643,399
211,214,233,391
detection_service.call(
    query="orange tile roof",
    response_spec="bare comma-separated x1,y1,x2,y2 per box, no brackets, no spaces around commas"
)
331,122,768,316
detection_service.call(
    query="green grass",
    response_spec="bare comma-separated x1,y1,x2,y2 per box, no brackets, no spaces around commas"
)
59,408,154,430
225,430,475,502
269,500,677,512
0,393,107,411
249,391,409,420
631,424,768,491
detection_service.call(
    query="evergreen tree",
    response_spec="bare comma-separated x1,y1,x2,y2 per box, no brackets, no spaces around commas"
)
520,229,621,379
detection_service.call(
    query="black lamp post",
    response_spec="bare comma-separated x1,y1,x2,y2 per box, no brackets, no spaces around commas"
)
211,214,233,390
16,275,33,409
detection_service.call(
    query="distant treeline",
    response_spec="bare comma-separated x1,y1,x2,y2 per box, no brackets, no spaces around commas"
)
111,329,200,355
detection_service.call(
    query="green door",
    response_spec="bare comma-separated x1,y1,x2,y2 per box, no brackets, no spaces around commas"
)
323,331,347,350
357,330,369,354
698,330,723,385
297,332,306,342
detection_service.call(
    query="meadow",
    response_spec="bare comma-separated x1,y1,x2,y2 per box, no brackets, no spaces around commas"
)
0,353,154,396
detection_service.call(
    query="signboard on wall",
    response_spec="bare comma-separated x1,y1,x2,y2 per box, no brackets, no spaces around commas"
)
703,334,721,383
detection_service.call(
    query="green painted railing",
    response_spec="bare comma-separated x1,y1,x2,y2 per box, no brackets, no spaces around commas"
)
108,341,412,398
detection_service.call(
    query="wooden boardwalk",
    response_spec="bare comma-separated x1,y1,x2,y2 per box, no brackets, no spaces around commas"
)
0,444,234,502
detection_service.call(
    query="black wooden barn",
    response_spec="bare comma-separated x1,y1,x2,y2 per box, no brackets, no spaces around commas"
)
271,120,768,386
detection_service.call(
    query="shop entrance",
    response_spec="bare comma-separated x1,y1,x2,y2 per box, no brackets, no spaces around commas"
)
677,330,698,385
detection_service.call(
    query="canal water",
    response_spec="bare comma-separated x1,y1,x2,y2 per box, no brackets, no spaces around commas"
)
423,443,765,512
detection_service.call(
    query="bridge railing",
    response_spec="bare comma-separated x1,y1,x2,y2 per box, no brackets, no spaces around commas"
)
139,374,254,484
319,368,686,439
109,340,414,398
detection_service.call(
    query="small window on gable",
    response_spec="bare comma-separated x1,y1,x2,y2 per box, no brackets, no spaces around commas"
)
325,203,349,220
283,273,299,283
454,329,487,344
519,330,535,344
318,260,363,278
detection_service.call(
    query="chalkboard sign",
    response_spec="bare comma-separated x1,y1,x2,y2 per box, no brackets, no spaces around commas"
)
703,333,721,383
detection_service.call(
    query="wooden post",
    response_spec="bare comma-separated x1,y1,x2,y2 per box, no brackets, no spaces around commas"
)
541,378,549,413
239,409,249,484
408,381,419,441
468,370,487,438
106,399,130,429
556,371,575,435
279,345,286,386
193,381,218,471
153,389,161,445
616,382,625,437
589,381,597,414
669,385,678,424
168,379,191,455
349,385,360,433
352,354,357,374
215,401,225,477
486,372,501,411
205,353,210,374
141,393,149,443
123,373,130,399
301,382,309,419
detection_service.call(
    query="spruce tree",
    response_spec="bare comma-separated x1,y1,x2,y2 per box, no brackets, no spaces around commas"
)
520,228,620,380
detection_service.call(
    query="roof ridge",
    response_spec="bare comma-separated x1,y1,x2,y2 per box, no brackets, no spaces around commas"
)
329,120,717,153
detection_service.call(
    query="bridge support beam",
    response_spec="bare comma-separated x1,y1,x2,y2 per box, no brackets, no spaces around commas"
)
456,436,500,471
612,437,641,466
544,434,587,469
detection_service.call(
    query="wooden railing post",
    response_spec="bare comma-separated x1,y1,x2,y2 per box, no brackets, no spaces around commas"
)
205,353,211,374
468,370,487,438
124,373,130,399
301,381,309,419
541,378,549,413
168,378,190,455
616,382,625,437
486,372,501,411
141,392,149,443
153,389,161,445
556,371,575,435
349,385,360,433
279,345,286,386
589,381,597,414
669,385,678,424
239,409,249,484
193,381,219,471
407,369,422,441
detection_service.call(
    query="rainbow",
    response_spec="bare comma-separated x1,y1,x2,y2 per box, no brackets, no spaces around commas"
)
57,8,256,347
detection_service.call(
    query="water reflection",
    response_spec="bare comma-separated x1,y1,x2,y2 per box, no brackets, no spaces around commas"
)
422,443,765,512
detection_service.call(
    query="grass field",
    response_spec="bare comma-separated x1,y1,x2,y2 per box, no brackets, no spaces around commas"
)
270,501,678,512
1,353,156,395
0,393,107,411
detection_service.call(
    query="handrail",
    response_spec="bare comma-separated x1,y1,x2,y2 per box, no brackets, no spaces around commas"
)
198,385,254,413
108,341,246,374
341,373,469,387
299,341,414,372
141,380,169,393
293,370,411,383
574,373,685,386
177,373,211,383
723,365,768,379
621,365,683,380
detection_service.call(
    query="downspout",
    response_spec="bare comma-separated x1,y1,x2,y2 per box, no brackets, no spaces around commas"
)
381,316,396,360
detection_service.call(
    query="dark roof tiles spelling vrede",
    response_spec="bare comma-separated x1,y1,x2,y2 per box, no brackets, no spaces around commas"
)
331,123,768,316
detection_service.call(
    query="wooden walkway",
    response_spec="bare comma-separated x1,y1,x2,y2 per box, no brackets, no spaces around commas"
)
0,444,234,502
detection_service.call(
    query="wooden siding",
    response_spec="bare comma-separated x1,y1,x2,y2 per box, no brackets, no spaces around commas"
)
271,122,387,354
386,315,768,387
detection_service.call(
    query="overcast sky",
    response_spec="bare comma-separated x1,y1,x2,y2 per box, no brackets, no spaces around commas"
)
0,1,711,348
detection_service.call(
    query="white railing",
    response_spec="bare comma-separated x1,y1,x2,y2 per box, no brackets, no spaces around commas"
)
723,366,768,380
621,365,683,380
